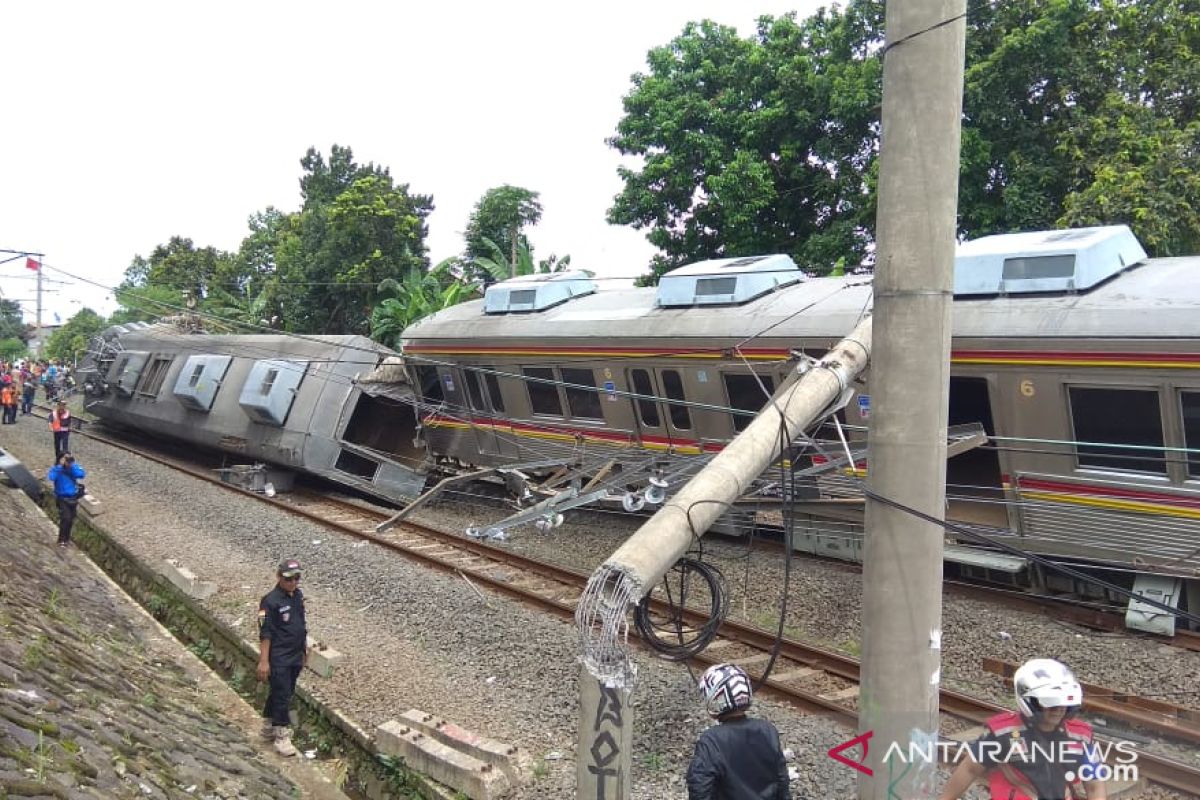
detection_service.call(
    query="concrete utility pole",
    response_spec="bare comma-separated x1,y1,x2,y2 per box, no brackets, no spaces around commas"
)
575,318,873,800
858,2,965,799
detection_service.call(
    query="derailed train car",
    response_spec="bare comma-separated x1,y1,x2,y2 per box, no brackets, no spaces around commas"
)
82,225,1200,631
79,326,427,503
401,225,1200,631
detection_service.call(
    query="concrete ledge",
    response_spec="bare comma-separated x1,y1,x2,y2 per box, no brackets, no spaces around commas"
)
305,635,344,678
79,492,102,516
376,720,511,800
161,558,218,600
399,709,525,785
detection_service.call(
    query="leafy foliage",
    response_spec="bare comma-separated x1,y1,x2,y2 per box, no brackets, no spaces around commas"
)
114,145,435,337
0,337,26,360
42,308,106,364
369,259,478,347
463,185,543,276
118,236,236,302
472,237,571,283
610,0,1200,280
0,299,27,342
110,285,187,324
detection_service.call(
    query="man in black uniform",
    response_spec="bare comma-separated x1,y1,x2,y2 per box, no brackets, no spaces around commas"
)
257,558,308,757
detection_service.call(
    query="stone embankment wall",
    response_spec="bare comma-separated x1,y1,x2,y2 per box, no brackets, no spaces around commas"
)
0,487,298,799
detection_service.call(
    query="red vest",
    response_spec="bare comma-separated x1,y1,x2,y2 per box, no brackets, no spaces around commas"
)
984,711,1093,800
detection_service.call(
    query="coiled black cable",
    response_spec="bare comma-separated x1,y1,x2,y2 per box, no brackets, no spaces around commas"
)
634,556,729,661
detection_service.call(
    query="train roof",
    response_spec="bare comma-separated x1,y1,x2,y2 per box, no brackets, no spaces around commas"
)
400,255,1200,345
110,327,393,361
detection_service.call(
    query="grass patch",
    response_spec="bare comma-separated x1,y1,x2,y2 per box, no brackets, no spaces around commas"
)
642,752,665,771
43,588,69,622
22,634,48,670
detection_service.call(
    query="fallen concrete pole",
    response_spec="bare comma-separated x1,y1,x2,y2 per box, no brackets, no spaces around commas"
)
574,316,872,799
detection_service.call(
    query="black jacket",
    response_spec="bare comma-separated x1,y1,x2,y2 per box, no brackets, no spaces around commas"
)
686,716,791,800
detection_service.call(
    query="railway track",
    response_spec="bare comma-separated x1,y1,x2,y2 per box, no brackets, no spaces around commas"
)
65,420,1200,793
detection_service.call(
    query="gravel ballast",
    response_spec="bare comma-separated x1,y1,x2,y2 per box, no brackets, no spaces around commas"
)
5,409,1197,799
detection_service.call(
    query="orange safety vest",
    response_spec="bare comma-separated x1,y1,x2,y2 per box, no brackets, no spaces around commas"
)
984,711,1092,800
49,410,70,432
0,387,11,406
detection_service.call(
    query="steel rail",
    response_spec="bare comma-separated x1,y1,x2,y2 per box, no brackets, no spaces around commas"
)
71,423,1200,794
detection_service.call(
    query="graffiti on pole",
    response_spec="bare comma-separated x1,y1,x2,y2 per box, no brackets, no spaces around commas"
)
586,683,627,799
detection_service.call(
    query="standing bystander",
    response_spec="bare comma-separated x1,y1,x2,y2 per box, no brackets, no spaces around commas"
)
49,401,71,460
0,383,14,424
938,658,1107,800
686,663,791,799
257,559,309,757
21,378,36,415
47,453,85,548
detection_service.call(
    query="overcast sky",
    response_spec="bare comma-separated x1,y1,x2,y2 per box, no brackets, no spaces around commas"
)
1,0,826,326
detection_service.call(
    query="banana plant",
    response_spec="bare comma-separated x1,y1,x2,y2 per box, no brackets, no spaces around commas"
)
369,259,479,347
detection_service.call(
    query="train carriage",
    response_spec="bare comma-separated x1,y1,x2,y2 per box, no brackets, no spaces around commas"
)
400,226,1200,629
81,326,427,503
82,225,1200,631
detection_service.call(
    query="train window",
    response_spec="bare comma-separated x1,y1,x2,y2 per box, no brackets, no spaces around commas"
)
662,370,692,430
415,366,444,404
1069,387,1165,474
187,363,204,389
724,373,775,433
630,369,660,427
465,369,488,412
483,368,506,414
524,367,563,416
1182,392,1200,477
136,357,173,398
562,368,604,420
1002,254,1076,280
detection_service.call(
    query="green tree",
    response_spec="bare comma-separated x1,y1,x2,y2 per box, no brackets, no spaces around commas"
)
299,144,389,209
119,236,236,302
109,285,187,324
258,146,434,334
42,308,106,365
610,1,1200,280
0,299,27,342
463,186,543,279
608,9,883,279
0,338,26,361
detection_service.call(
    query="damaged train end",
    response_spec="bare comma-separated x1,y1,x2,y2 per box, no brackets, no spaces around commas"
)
77,322,430,505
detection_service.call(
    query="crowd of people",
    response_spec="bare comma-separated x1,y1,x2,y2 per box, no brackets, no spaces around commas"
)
0,358,75,424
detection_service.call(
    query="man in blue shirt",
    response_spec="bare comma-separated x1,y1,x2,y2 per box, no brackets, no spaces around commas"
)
47,453,85,548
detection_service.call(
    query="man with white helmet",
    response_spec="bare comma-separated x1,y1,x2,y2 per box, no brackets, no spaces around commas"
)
939,658,1107,800
686,663,791,799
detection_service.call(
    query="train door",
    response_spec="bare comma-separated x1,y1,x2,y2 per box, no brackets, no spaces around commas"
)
627,367,695,452
946,376,1005,525
628,367,668,450
464,365,518,459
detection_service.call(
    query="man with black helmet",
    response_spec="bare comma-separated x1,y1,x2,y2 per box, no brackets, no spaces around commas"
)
257,558,309,757
939,658,1107,800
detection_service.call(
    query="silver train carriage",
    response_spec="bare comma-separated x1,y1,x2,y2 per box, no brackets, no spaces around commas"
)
399,225,1200,632
79,326,427,503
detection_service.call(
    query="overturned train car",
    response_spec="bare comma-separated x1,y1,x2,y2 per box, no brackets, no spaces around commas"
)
79,325,427,503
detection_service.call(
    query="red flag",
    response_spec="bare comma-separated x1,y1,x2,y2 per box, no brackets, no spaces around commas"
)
25,257,39,271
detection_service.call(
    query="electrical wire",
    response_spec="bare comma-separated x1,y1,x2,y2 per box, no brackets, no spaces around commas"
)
633,556,729,661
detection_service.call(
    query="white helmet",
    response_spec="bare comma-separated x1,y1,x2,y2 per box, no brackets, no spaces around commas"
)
699,663,753,718
1013,658,1083,718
